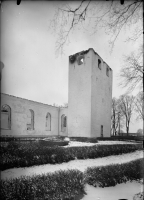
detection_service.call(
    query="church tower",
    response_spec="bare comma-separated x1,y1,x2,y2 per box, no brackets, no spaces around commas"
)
68,48,112,137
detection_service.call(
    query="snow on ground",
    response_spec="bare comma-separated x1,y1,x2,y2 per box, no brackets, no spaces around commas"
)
1,150,143,180
64,140,138,147
82,181,143,200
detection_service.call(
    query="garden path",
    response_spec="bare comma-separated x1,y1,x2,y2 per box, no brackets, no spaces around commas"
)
1,149,143,180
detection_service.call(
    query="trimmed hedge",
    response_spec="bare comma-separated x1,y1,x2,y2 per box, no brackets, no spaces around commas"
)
0,136,98,143
70,137,98,143
85,158,143,188
1,142,143,170
97,136,143,141
0,136,59,142
38,140,69,147
0,170,85,200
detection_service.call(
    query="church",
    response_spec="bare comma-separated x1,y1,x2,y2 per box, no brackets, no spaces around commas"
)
1,48,112,138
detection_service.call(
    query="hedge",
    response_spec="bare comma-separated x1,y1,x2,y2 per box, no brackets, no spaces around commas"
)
0,142,143,170
0,136,59,142
69,137,98,143
97,136,143,141
85,158,143,188
38,140,69,147
0,136,98,143
0,170,85,200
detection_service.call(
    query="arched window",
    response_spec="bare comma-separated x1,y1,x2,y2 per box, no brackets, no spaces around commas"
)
1,105,11,129
61,114,67,132
27,109,34,130
46,112,51,131
64,116,67,127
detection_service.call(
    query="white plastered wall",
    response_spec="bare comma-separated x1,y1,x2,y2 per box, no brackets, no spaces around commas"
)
1,93,59,136
91,51,112,137
68,50,93,137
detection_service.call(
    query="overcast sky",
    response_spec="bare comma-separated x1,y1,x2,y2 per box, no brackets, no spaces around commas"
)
1,1,142,131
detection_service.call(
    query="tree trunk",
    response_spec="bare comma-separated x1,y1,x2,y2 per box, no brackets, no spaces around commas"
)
126,127,129,136
126,122,129,136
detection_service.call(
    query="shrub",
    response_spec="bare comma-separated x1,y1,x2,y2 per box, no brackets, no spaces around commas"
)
85,158,143,188
0,170,85,200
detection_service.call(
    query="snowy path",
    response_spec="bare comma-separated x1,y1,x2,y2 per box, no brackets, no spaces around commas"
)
1,150,143,180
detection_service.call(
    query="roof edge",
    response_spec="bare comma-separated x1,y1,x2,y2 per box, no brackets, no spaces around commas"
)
1,93,59,108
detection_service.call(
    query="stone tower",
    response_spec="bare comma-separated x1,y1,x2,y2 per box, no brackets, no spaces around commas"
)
68,48,112,138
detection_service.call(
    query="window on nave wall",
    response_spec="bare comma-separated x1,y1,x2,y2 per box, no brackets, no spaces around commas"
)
46,112,51,131
27,109,34,130
1,104,11,129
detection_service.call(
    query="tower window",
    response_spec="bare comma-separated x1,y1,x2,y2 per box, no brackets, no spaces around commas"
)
77,55,84,65
101,125,103,137
98,59,101,70
106,67,109,77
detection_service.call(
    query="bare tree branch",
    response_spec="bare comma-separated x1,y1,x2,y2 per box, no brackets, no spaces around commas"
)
50,0,143,55
119,45,143,92
134,91,144,121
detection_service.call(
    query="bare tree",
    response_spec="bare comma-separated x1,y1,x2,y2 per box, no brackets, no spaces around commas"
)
50,0,143,54
134,91,144,121
111,98,118,136
111,97,124,136
119,94,135,135
119,45,143,92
